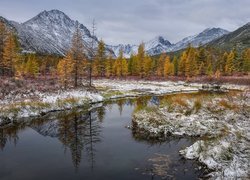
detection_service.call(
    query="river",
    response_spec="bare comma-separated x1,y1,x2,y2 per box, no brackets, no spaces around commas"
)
0,96,206,180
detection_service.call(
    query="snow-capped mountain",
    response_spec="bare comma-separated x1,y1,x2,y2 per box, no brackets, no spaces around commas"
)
108,44,138,58
145,36,172,55
1,9,229,57
109,36,172,57
110,28,229,57
2,9,113,56
172,28,229,51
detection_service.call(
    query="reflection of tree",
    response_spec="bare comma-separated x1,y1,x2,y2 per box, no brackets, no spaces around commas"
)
57,110,86,170
103,98,136,116
126,98,136,107
105,102,113,112
0,129,7,150
70,114,84,170
57,109,101,171
0,124,22,150
134,96,151,112
97,106,105,122
85,110,102,170
116,99,126,115
57,112,72,153
1,108,102,171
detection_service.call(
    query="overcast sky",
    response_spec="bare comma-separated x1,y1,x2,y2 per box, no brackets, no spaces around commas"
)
0,0,249,45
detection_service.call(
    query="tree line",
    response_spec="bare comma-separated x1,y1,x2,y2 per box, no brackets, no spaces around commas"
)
0,21,249,89
90,43,250,78
0,21,60,78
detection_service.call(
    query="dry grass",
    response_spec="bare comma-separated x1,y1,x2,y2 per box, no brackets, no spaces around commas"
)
193,99,202,113
0,101,51,118
56,97,81,108
172,97,189,108
218,100,238,110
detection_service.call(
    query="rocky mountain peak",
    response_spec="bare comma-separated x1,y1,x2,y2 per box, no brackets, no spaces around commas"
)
0,9,234,57
157,36,172,46
197,27,229,38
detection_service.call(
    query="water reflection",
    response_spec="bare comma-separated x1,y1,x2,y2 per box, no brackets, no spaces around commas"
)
0,122,26,150
34,109,102,171
0,96,166,171
0,108,104,171
0,128,7,150
0,95,208,179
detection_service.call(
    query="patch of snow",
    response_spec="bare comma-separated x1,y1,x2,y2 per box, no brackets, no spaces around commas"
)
133,93,250,179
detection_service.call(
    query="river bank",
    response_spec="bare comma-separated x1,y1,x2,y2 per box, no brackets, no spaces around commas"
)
0,79,249,179
132,91,250,179
0,79,248,126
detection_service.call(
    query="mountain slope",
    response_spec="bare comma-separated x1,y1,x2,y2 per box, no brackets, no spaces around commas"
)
110,28,229,57
145,36,172,55
109,36,172,57
1,10,114,56
14,10,98,55
107,44,138,58
2,9,245,57
207,23,250,51
172,28,229,51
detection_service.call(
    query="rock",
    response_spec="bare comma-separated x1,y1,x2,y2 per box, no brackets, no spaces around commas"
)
125,125,131,129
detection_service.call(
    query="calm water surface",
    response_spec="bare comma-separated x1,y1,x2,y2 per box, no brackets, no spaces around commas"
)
0,96,205,180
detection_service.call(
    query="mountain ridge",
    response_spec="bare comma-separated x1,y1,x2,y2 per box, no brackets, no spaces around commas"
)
1,9,248,58
0,9,113,56
207,22,250,51
110,27,229,57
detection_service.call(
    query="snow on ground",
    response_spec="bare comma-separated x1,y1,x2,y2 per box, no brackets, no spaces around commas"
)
40,90,103,104
132,92,250,179
94,79,248,94
94,79,199,94
0,79,248,125
0,89,103,123
0,79,249,178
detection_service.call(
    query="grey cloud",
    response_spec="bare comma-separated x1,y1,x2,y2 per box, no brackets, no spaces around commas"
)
0,0,249,45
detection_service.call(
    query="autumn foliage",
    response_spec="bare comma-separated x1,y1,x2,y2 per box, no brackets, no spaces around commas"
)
0,20,249,89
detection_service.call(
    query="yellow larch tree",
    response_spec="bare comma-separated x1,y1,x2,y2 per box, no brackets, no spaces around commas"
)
25,54,39,78
144,55,152,77
3,32,19,77
164,56,174,78
178,51,187,76
156,53,166,77
121,58,128,77
96,40,106,77
225,50,235,75
137,43,146,78
57,52,74,88
185,47,198,77
0,21,8,76
71,23,86,87
105,54,113,77
242,48,250,73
